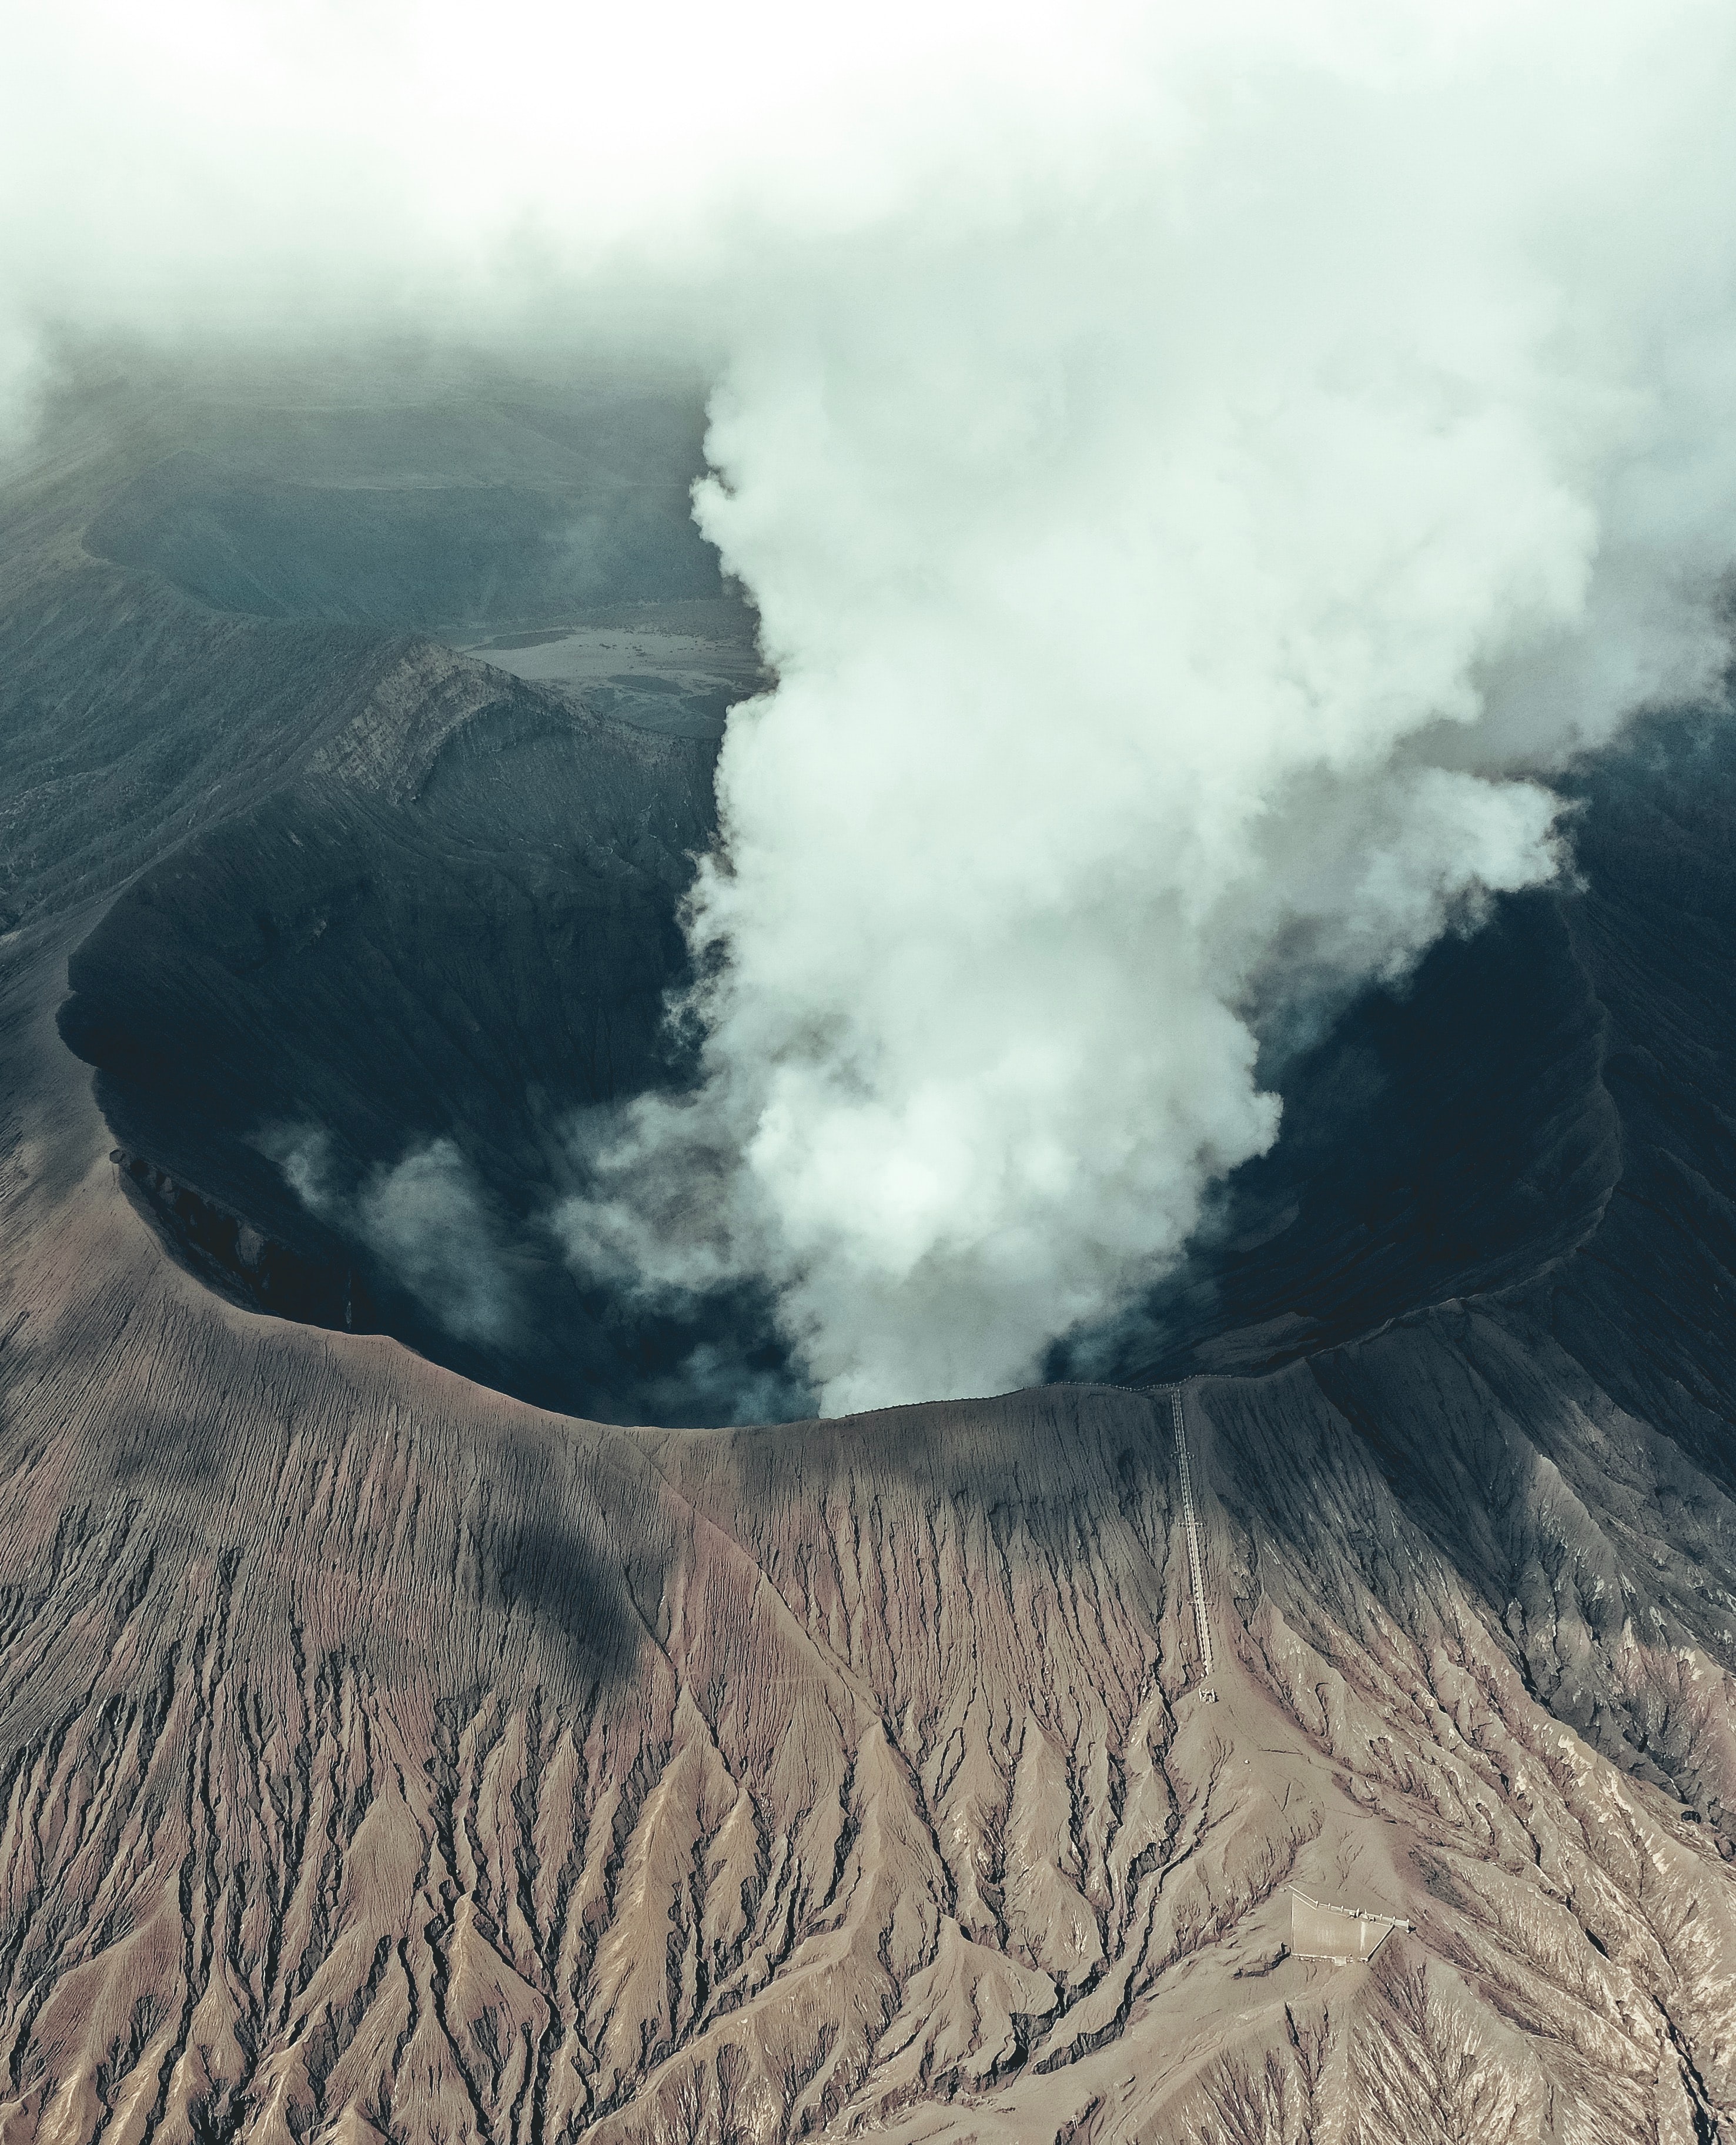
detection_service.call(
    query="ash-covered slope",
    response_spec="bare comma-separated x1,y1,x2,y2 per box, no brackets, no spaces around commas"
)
4,375,1736,2142
6,1017,1736,2144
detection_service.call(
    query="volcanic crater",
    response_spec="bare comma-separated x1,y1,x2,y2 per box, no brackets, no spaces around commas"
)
4,370,1736,2144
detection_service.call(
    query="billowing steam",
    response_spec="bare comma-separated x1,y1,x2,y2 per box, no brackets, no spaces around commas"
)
263,1128,514,1345
557,5,1736,1410
12,1,1736,1411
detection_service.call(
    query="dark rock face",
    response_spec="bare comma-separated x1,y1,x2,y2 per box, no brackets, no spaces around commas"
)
1101,713,1736,1415
4,372,1736,2143
1079,884,1619,1388
112,1145,371,1332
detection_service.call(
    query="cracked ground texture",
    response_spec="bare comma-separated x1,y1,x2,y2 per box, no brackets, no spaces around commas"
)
9,943,1736,2144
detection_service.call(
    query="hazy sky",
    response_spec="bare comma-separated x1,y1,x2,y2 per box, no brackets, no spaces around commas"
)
11,1,1736,1412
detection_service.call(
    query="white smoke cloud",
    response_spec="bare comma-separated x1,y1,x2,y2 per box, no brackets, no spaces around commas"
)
261,1127,513,1345
356,1140,515,1346
12,0,1736,1411
556,1,1736,1412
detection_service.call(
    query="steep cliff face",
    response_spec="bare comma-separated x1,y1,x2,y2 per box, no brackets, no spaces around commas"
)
4,379,1736,2143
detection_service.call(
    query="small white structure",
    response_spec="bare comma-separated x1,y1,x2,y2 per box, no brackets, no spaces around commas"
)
1289,1889,1410,1964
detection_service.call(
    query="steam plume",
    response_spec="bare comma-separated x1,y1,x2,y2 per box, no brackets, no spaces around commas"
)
11,1,1736,1411
264,1129,513,1345
557,4,1736,1410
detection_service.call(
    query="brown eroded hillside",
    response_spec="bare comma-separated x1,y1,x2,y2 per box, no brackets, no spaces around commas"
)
5,909,1736,2144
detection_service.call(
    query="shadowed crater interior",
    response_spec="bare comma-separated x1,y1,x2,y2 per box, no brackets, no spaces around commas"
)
50,380,800,1426
41,378,1736,1428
